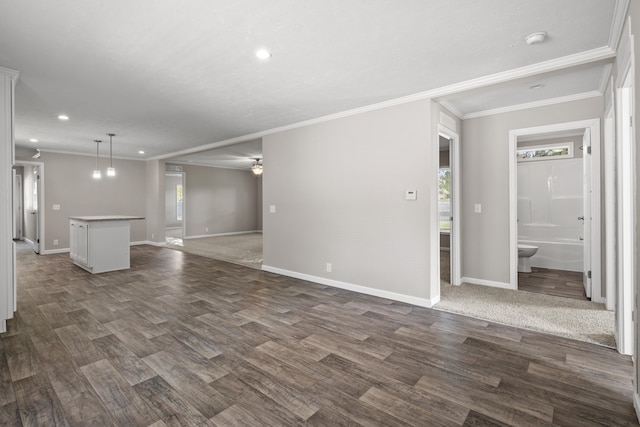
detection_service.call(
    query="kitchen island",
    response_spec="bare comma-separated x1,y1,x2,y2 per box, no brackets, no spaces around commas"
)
69,215,144,273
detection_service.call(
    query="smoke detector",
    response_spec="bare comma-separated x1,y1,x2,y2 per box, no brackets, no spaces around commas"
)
525,31,547,45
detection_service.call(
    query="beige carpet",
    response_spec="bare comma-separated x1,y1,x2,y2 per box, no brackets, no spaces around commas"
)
435,281,615,348
165,232,263,270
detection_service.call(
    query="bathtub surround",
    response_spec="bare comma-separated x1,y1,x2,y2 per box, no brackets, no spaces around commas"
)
436,281,614,348
517,156,584,272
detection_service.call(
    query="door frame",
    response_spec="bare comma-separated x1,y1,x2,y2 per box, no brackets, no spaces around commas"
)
616,68,635,356
12,170,22,239
604,96,616,312
438,124,461,286
15,161,45,254
508,119,601,297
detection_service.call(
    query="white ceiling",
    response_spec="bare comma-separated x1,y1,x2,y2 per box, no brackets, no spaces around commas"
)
0,0,623,168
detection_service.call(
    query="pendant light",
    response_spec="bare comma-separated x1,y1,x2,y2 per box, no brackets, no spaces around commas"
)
92,139,102,179
251,158,263,176
106,133,116,177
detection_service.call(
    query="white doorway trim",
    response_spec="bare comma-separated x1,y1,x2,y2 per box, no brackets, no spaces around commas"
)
508,119,601,297
616,70,635,356
438,124,461,286
604,99,616,312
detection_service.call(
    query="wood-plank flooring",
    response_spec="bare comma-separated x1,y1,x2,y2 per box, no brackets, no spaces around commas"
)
1,243,637,426
518,267,588,301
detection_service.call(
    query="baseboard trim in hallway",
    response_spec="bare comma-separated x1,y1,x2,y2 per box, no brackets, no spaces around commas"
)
262,264,437,308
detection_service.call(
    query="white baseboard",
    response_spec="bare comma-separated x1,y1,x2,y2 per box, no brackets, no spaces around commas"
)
261,265,437,308
461,276,515,290
40,241,162,254
133,240,166,247
42,248,70,255
184,230,262,240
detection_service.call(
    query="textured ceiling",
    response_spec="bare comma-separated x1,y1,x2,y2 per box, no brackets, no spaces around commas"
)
0,0,621,167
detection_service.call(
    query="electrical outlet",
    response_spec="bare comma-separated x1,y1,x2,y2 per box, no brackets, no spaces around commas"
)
205,227,209,232
326,263,332,273
53,239,59,246
151,233,155,239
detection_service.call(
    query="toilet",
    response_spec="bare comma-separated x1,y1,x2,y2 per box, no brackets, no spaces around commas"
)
518,244,539,273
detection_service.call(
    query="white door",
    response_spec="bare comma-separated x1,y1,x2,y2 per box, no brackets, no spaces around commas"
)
582,130,591,298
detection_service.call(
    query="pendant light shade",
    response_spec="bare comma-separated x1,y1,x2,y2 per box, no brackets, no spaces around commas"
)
107,133,116,177
93,139,102,179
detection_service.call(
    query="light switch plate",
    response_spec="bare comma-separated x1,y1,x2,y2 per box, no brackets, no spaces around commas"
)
474,203,482,213
52,204,60,211
269,205,276,213
405,190,417,200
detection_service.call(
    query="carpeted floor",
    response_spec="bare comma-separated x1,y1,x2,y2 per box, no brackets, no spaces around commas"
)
435,280,615,348
165,232,263,270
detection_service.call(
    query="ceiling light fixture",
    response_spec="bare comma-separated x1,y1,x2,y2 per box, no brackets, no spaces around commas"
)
530,84,545,90
93,139,102,179
58,114,70,120
255,49,272,60
251,158,263,176
29,138,38,143
525,31,547,45
106,133,116,177
138,150,145,155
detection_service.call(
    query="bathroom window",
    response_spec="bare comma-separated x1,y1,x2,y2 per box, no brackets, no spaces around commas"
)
439,168,451,231
517,142,574,162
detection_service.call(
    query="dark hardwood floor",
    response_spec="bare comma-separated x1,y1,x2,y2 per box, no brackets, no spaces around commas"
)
1,243,637,426
518,267,588,301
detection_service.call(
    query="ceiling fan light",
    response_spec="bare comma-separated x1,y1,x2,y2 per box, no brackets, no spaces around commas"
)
251,158,263,176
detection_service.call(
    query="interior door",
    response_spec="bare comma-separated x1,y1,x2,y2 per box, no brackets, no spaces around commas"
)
582,130,591,298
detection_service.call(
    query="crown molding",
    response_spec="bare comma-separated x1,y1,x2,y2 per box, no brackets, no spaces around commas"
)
153,47,615,160
463,91,602,120
609,0,630,51
0,66,19,81
166,160,251,171
438,101,464,120
30,147,146,162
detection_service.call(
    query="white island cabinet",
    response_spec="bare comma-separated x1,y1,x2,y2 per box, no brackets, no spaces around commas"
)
69,215,144,274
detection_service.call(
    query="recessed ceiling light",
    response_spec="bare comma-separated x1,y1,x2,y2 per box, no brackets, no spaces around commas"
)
525,31,547,45
57,114,69,120
530,84,545,90
29,138,38,143
255,49,272,60
138,150,145,154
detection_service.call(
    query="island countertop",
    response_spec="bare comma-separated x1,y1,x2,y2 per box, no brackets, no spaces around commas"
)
68,215,145,221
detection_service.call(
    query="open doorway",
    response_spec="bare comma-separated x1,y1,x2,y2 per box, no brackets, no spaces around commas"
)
438,125,460,287
165,172,185,245
509,120,601,301
14,161,44,254
514,130,588,301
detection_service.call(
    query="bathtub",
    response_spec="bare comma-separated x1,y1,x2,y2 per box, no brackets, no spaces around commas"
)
518,224,583,272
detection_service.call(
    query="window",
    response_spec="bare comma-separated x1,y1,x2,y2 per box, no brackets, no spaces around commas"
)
176,184,183,221
439,168,450,231
517,142,574,162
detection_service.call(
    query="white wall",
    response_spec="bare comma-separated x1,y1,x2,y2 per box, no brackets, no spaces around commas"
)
461,97,604,285
263,101,438,304
15,152,148,250
181,164,259,237
263,100,437,305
